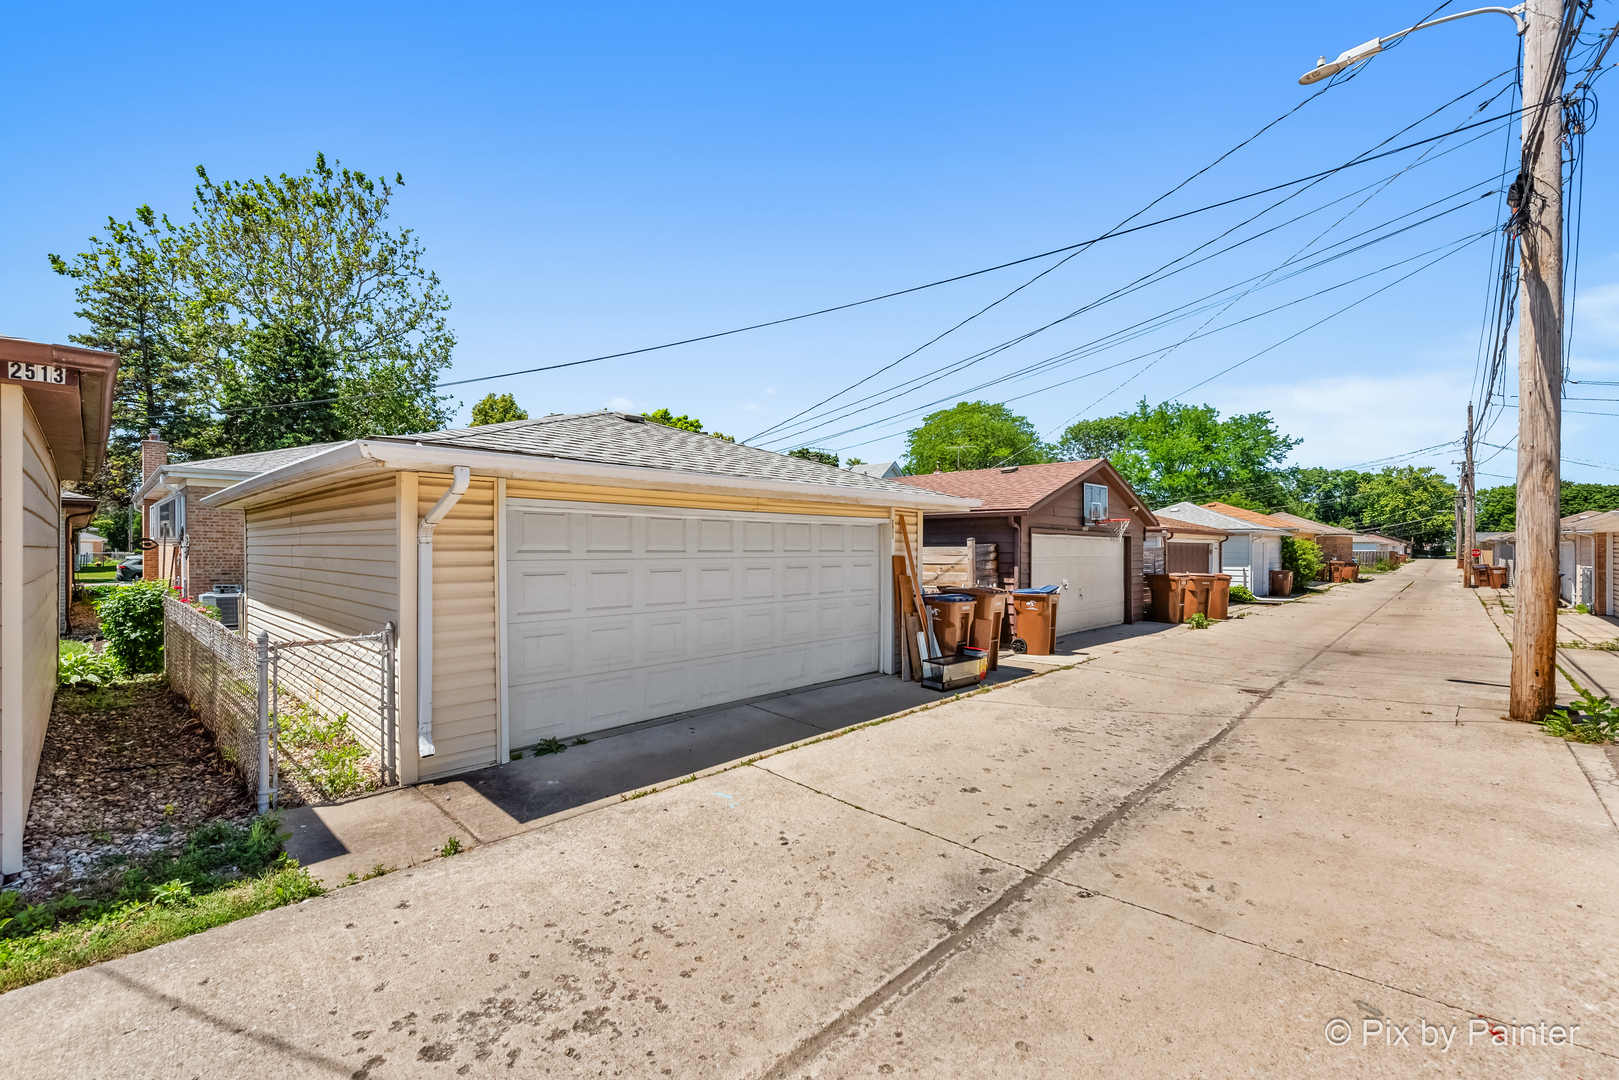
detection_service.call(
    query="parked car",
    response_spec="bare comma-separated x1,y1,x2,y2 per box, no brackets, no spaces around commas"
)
115,554,143,582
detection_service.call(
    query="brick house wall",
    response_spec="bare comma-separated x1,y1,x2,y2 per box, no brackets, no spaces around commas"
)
136,430,246,595
1316,533,1353,564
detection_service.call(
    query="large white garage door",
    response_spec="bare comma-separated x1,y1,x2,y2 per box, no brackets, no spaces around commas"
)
505,500,884,746
1030,534,1124,636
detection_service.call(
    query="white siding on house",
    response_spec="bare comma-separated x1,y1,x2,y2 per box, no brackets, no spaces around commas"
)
0,387,62,874
419,476,499,780
244,477,400,641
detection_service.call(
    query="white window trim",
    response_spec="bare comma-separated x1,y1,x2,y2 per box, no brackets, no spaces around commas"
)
152,492,185,540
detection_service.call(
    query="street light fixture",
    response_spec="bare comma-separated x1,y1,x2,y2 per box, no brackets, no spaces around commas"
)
1298,4,1528,84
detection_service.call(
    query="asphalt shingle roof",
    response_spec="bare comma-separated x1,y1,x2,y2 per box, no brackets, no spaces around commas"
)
371,412,936,495
1269,511,1353,535
1202,502,1294,530
1154,514,1229,538
171,442,346,475
888,460,1102,512
1155,502,1292,534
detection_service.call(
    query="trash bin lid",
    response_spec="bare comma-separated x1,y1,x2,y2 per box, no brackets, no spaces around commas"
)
925,593,976,602
1012,585,1061,594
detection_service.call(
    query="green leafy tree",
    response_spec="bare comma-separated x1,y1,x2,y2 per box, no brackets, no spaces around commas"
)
1281,467,1369,527
644,408,704,432
470,393,528,426
188,152,455,435
1056,416,1133,462
788,447,839,467
1354,466,1456,548
1280,536,1325,587
846,457,866,467
48,207,215,517
904,401,1052,474
1476,484,1516,532
1061,400,1298,507
1473,481,1619,532
217,324,347,454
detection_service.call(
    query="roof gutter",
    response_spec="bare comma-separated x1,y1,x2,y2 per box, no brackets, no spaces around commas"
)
200,440,978,513
416,465,471,758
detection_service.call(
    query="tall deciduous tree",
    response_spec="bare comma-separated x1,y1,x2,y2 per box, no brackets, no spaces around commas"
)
470,393,528,426
217,324,347,454
49,207,215,522
904,402,1052,474
188,152,455,435
1059,400,1298,507
1354,466,1456,548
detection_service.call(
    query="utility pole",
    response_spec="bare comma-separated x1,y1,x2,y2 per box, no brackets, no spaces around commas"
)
1463,403,1477,586
1509,0,1566,722
1455,489,1465,568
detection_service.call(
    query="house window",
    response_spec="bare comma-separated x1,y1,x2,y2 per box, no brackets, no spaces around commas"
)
1083,483,1109,524
153,494,183,540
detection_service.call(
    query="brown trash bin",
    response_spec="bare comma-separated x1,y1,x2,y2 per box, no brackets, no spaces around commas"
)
922,594,978,654
1269,568,1294,596
956,586,1009,669
1184,574,1213,617
1147,573,1192,623
1197,573,1231,619
1010,590,1060,654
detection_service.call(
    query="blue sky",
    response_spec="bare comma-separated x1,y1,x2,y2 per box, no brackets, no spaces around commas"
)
3,1,1615,487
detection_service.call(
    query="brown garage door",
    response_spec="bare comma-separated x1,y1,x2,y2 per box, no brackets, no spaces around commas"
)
1166,542,1209,573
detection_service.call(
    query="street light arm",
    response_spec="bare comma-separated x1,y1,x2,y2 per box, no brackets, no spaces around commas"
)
1300,5,1527,84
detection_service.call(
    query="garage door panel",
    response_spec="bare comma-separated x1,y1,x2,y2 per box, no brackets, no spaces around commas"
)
516,569,571,614
505,499,884,744
586,514,633,552
517,511,571,553
1030,534,1124,636
587,567,632,609
645,565,687,605
646,516,686,552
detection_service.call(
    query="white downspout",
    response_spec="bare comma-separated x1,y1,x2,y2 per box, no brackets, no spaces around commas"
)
417,466,471,758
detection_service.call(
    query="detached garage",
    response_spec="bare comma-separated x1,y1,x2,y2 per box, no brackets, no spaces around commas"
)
202,412,969,783
891,459,1159,633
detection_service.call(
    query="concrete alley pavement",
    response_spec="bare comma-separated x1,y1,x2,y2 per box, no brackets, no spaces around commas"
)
2,560,1615,1078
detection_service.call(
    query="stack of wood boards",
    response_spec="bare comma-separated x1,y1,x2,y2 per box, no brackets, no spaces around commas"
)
920,545,997,588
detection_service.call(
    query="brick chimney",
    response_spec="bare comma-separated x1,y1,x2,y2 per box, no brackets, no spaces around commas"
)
140,429,168,484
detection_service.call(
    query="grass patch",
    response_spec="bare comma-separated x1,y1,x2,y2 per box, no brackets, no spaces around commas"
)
0,815,320,994
1185,612,1213,629
75,566,118,584
279,702,373,801
533,737,568,756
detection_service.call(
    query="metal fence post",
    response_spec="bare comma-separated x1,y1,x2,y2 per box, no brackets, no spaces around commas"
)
255,630,270,814
383,621,397,785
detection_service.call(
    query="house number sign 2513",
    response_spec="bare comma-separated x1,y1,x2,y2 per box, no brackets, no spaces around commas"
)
4,361,71,385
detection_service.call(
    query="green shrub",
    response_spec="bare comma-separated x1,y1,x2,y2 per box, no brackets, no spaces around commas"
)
57,644,120,688
1185,612,1213,629
1229,584,1258,604
95,581,169,674
1280,536,1324,588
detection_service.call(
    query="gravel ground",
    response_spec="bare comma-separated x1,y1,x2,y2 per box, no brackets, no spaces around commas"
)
15,678,255,904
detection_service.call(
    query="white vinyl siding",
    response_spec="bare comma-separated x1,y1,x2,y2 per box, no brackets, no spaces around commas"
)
420,477,499,779
1029,534,1124,635
0,387,62,874
505,499,882,746
244,477,400,641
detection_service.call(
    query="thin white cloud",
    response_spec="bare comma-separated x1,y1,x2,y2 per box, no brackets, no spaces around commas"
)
606,397,635,412
743,402,763,412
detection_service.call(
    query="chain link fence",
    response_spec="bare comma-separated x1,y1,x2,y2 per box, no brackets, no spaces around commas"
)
163,597,397,810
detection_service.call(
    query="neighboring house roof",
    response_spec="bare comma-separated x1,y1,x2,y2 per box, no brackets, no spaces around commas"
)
79,529,105,541
1153,515,1229,540
1564,509,1619,533
1155,502,1292,534
135,442,344,503
1201,502,1296,531
887,459,1159,527
1353,532,1407,548
847,461,901,479
890,459,1099,511
1269,511,1353,535
204,413,975,512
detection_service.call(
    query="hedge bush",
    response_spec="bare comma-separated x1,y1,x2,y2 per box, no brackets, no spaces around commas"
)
1280,536,1324,588
96,580,169,673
